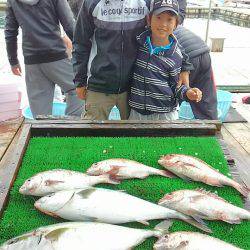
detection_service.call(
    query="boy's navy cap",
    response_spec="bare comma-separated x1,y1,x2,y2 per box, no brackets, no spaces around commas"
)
151,0,179,16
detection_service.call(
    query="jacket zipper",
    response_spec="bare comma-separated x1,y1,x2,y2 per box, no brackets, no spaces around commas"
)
144,52,151,111
118,0,124,94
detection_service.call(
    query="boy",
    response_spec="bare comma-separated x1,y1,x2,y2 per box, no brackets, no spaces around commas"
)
129,0,202,120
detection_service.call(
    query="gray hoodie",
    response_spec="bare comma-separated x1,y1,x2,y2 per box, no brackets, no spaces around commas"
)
5,0,75,65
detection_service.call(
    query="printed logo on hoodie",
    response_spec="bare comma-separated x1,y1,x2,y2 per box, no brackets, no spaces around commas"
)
93,0,149,23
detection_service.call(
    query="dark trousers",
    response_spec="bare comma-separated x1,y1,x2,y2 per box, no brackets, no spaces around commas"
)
189,52,218,120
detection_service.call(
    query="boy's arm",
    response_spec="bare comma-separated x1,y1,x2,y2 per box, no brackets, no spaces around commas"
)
5,1,19,67
72,1,94,89
55,0,75,41
169,67,189,102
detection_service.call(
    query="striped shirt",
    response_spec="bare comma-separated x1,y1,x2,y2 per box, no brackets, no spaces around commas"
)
129,29,189,115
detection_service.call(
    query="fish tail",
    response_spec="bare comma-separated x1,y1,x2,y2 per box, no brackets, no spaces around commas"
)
178,214,212,233
233,182,250,197
154,220,173,236
158,170,176,178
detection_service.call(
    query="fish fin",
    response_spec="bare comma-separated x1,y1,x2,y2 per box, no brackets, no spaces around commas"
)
77,188,96,199
82,216,99,222
196,189,231,203
45,228,69,241
137,220,150,226
159,170,177,178
174,172,192,182
224,219,242,224
174,241,189,249
154,220,173,234
234,182,250,197
101,174,121,185
192,211,209,219
107,166,121,178
182,215,212,233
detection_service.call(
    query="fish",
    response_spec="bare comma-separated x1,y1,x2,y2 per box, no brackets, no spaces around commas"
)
158,154,249,197
158,189,250,224
87,158,175,180
153,231,242,250
19,169,119,196
0,221,170,250
34,187,211,233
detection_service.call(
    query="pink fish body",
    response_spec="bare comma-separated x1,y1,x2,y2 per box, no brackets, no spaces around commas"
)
158,154,249,197
87,158,174,180
154,231,242,250
159,189,250,224
19,169,118,196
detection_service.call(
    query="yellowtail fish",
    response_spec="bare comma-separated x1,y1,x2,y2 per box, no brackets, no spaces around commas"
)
34,187,211,233
0,221,170,250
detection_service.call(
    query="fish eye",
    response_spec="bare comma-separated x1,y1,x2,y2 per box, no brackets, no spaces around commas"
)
27,179,31,182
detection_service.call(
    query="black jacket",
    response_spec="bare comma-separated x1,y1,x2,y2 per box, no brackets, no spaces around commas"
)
5,0,75,65
174,26,210,59
72,0,193,94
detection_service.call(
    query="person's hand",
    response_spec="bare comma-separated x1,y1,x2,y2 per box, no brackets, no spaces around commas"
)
186,88,202,102
11,65,22,76
76,87,87,100
178,71,190,87
62,35,73,51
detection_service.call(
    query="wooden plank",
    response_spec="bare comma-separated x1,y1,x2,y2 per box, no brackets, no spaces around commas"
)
28,119,222,131
0,118,24,161
223,123,250,154
233,103,250,123
30,123,218,137
0,124,31,218
217,85,250,93
221,126,250,187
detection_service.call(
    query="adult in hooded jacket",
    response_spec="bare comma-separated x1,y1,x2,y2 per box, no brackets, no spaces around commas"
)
5,0,84,118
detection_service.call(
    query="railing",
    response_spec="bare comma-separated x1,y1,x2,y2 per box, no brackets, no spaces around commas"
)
187,7,250,27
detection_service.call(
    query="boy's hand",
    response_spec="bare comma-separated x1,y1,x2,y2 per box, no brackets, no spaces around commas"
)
178,71,190,87
76,87,87,100
186,88,202,102
11,65,22,76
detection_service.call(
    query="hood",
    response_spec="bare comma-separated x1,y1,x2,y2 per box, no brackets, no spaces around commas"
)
18,0,40,5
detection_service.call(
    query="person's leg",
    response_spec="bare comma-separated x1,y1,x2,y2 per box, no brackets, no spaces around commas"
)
25,64,54,118
84,91,115,120
40,58,84,117
189,53,218,120
116,91,129,120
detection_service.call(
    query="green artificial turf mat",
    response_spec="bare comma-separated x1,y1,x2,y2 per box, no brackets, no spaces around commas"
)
0,136,249,249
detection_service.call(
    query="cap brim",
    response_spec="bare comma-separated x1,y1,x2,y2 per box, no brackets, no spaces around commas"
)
153,7,178,16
